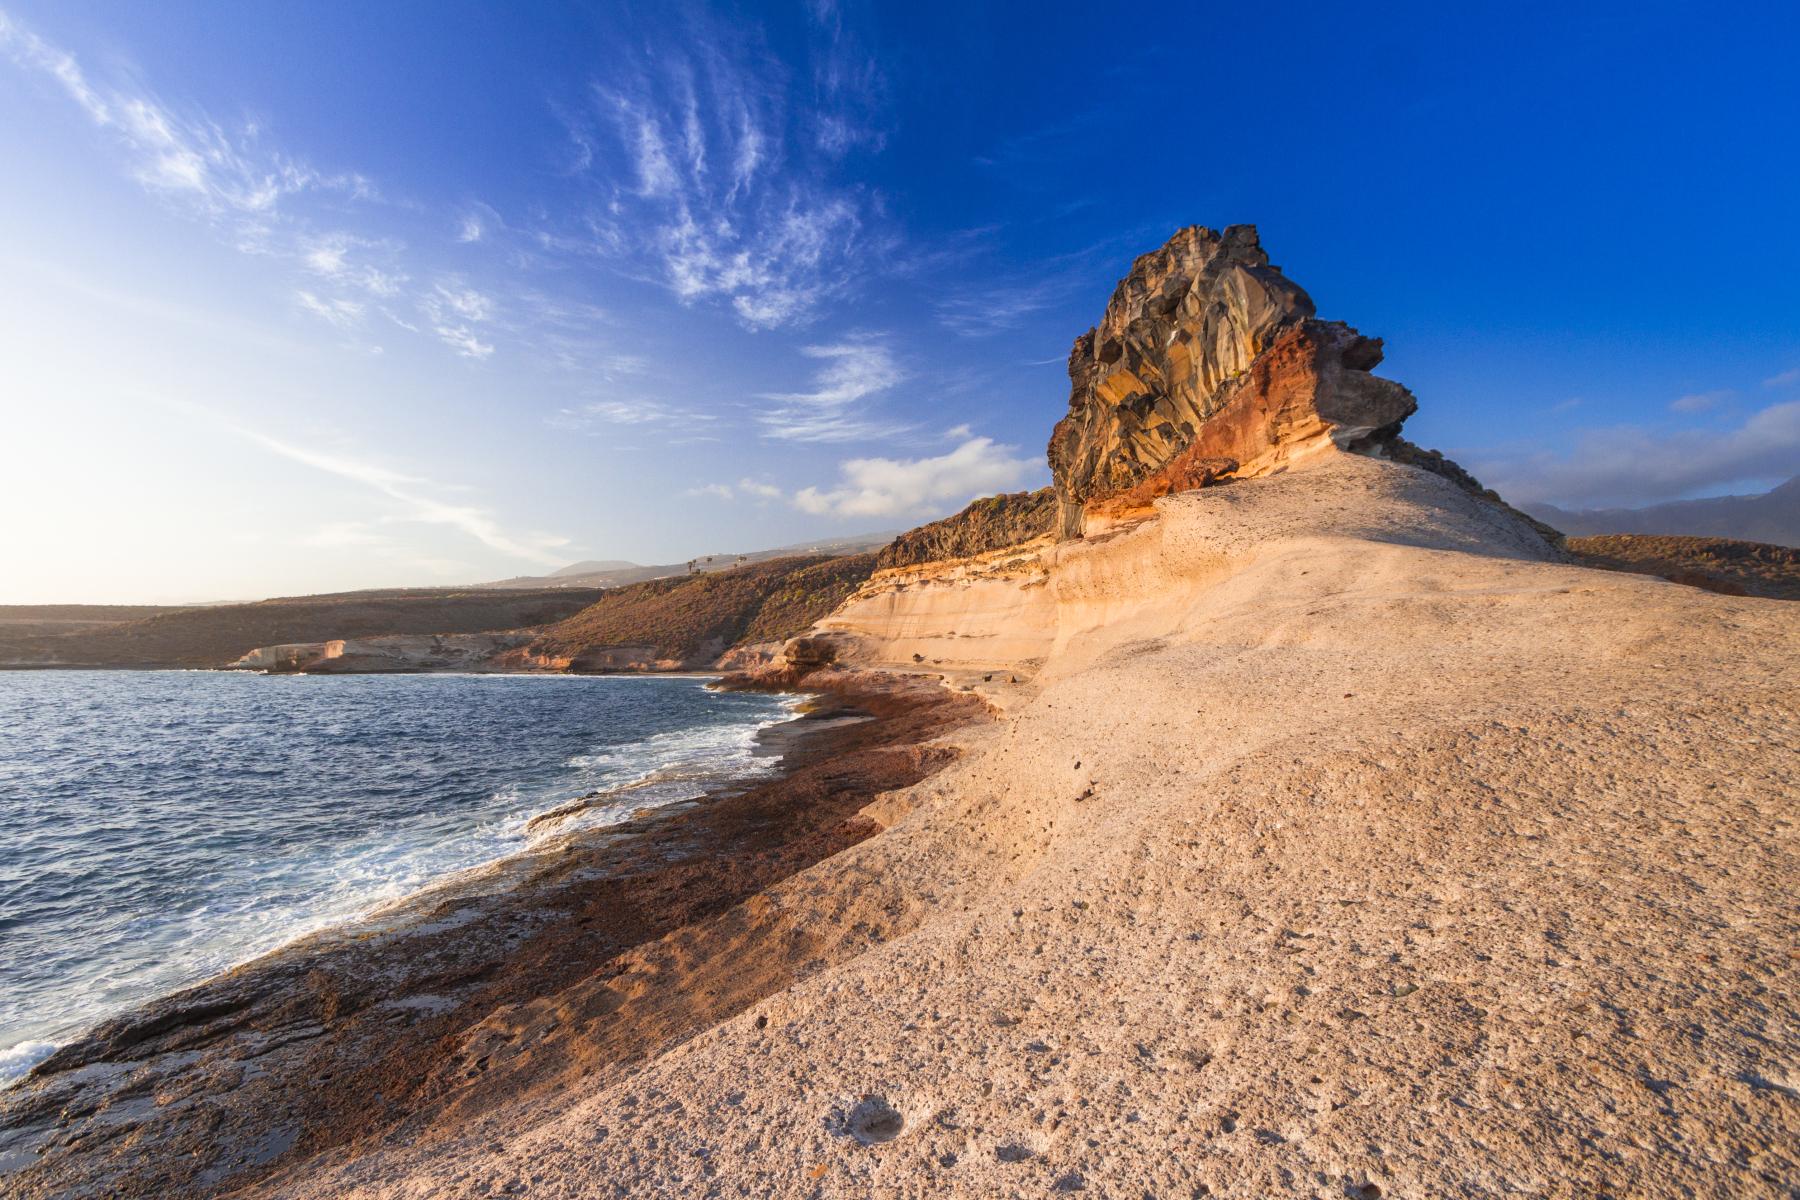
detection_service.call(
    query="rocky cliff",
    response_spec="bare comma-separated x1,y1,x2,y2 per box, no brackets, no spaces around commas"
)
517,554,877,672
874,489,1057,570
1047,225,1417,537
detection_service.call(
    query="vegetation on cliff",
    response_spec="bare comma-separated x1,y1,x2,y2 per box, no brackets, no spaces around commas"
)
874,489,1057,569
528,554,876,666
1567,534,1800,600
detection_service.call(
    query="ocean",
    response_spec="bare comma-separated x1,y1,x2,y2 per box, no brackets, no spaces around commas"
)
0,670,798,1082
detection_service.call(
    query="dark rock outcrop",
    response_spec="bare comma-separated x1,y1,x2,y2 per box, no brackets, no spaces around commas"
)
875,489,1057,570
520,554,876,671
1567,534,1800,600
1047,225,1417,537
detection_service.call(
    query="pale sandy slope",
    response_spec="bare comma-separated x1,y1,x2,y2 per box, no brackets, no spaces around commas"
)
269,455,1798,1199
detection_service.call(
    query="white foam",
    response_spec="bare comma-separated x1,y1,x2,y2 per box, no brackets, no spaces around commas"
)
0,1040,57,1086
0,679,809,1066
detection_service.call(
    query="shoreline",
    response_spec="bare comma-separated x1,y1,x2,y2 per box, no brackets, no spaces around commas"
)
0,671,800,1083
0,666,986,1198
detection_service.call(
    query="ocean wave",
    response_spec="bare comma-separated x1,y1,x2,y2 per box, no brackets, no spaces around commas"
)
0,673,803,1070
0,1040,56,1086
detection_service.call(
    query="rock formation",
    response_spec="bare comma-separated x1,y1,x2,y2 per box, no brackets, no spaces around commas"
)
1047,225,1417,537
874,489,1057,570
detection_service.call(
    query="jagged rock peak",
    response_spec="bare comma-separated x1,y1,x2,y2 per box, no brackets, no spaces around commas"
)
1047,225,1417,537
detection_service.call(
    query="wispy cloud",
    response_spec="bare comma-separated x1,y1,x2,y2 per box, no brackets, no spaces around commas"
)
221,423,570,565
301,232,406,297
1668,388,1730,414
935,277,1069,337
0,12,371,241
1467,400,1800,507
296,290,365,330
0,12,576,366
552,397,680,429
687,478,785,502
547,395,718,437
794,436,1039,518
419,281,496,358
1765,367,1800,389
758,339,907,442
559,11,885,329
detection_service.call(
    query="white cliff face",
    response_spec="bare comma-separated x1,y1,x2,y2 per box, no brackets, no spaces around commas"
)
227,632,534,673
809,454,1562,690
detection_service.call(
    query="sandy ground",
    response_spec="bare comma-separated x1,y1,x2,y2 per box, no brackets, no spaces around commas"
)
0,679,984,1198
222,454,1796,1199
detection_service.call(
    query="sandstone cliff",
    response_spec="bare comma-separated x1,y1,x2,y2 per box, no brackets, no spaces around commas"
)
1047,225,1418,537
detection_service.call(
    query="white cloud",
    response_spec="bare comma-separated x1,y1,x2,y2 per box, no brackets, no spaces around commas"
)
793,437,1038,518
457,213,484,243
1765,367,1800,389
553,399,667,428
1668,389,1730,414
685,478,786,503
0,14,539,367
431,283,493,322
419,282,496,358
302,233,405,297
225,423,570,566
738,478,783,500
548,397,711,433
758,339,906,442
561,21,883,329
296,290,365,329
1468,400,1800,507
935,278,1066,337
1,14,370,233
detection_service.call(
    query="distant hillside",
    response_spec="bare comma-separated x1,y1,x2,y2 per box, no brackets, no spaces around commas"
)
480,532,896,590
1525,477,1799,547
0,604,193,638
551,559,640,577
1567,535,1800,601
0,588,608,669
524,554,876,670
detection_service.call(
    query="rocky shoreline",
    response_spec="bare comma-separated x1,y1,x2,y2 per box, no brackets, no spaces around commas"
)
0,669,986,1198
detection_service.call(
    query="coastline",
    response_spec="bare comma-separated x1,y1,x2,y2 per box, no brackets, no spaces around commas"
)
0,666,985,1197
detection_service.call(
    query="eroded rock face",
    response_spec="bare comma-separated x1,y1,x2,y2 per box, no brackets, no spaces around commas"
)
1047,225,1416,536
875,488,1057,570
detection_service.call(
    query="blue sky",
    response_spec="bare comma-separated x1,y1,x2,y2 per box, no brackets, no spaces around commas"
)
2,1,1797,602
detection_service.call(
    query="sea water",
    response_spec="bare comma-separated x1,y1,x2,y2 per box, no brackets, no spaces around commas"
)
0,670,798,1082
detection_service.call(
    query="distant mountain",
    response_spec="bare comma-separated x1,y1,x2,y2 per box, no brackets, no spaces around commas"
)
551,559,640,577
0,587,609,669
1524,477,1800,548
478,531,899,591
